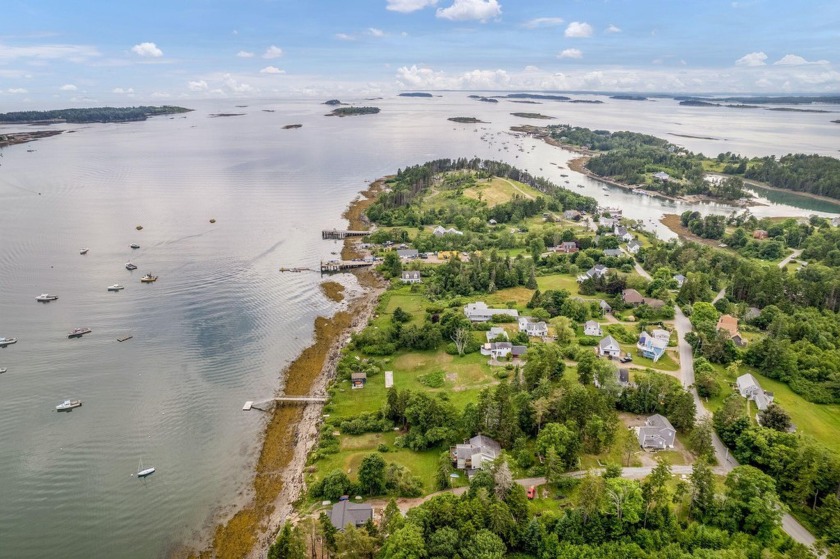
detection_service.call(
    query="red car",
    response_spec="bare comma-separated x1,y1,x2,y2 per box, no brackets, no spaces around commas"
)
527,486,536,499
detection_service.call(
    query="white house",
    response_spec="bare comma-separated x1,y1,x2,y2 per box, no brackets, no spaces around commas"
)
638,331,667,362
481,341,513,359
598,335,621,358
736,373,774,411
519,316,548,338
432,225,463,236
485,327,508,342
614,225,633,242
578,264,609,283
397,249,419,259
401,271,422,284
637,414,676,449
653,171,671,181
584,320,602,337
652,329,671,344
673,274,686,288
627,240,641,254
451,435,502,474
464,302,519,322
599,217,618,229
599,300,613,314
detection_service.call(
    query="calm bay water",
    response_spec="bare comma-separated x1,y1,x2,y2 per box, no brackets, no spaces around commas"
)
0,94,837,559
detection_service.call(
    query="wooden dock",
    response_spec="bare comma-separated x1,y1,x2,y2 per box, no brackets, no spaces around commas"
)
321,260,373,273
322,229,369,240
243,396,328,411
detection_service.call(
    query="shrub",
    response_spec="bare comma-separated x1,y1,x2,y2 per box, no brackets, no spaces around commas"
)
418,370,446,388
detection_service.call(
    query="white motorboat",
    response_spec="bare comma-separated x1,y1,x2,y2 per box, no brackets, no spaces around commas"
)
80,248,89,255
107,284,125,292
0,337,17,347
36,294,59,302
0,368,7,374
56,399,82,411
136,459,155,478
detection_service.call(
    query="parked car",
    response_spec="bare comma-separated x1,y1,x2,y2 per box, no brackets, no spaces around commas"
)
619,354,632,363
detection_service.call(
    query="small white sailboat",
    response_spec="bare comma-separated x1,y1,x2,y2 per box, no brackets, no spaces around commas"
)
136,459,155,478
107,284,125,292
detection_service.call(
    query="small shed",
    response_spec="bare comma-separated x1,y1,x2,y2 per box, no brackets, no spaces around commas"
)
351,372,367,389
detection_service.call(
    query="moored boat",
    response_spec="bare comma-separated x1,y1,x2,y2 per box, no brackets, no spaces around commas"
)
140,274,158,283
125,262,138,270
0,337,17,347
0,367,7,374
80,248,89,255
107,284,125,291
35,293,59,302
68,327,92,339
56,399,82,411
130,244,140,249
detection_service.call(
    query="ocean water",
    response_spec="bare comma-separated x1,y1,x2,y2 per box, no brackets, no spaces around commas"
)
0,94,836,559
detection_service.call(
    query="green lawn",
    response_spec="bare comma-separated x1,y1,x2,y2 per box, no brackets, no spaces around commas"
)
620,343,680,372
536,273,580,292
463,176,542,206
371,286,429,329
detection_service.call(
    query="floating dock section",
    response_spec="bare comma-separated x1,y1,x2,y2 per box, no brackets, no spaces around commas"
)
320,260,373,273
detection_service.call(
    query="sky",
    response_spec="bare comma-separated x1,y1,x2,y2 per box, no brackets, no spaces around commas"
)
1,0,838,106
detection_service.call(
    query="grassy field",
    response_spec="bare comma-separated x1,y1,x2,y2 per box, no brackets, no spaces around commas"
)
536,273,581,292
371,287,429,329
463,176,541,206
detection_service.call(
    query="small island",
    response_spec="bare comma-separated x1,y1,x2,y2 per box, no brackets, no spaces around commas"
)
569,99,604,104
610,95,648,101
282,124,303,129
323,99,344,106
832,120,840,124
448,117,487,124
398,92,433,98
511,112,554,119
471,96,499,103
0,105,191,124
506,93,570,101
209,113,245,118
0,130,64,147
326,106,381,117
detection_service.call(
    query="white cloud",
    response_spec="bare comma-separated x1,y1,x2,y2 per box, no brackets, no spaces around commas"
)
606,24,622,33
396,64,510,89
523,17,563,29
151,91,171,98
735,51,767,66
188,80,208,91
223,74,256,93
131,42,163,57
0,43,100,62
367,28,385,37
59,84,77,91
565,21,593,38
558,48,582,59
260,66,285,74
263,45,283,59
436,0,501,22
774,54,829,66
336,33,355,41
237,50,255,58
112,87,134,94
7,88,27,94
386,0,438,13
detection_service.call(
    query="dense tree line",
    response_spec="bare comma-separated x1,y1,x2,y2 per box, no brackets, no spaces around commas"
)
0,105,191,123
745,154,840,200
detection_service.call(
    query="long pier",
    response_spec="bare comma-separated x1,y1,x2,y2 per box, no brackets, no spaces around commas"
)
322,229,369,240
321,260,373,273
243,396,328,411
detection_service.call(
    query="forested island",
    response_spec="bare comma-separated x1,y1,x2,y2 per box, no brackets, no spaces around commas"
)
504,93,570,101
676,95,840,105
323,99,344,105
259,159,840,559
399,92,433,98
0,105,191,124
511,112,554,119
542,123,840,202
0,130,64,147
610,95,648,101
326,106,381,117
448,117,487,123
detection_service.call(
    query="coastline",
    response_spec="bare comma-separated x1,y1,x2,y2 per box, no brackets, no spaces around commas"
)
189,181,387,559
659,213,724,247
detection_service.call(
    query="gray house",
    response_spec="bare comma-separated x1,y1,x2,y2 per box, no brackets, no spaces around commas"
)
637,414,676,450
401,271,422,284
602,248,623,258
736,373,774,411
329,501,373,530
598,335,621,358
397,248,419,259
451,435,501,474
464,302,519,322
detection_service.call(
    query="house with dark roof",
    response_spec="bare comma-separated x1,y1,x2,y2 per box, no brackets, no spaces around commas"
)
614,225,633,242
627,240,641,254
451,435,501,474
401,271,422,284
578,264,609,283
351,372,367,389
637,414,676,449
329,501,373,530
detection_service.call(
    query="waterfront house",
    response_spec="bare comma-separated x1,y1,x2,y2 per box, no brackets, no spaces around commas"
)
627,240,641,254
485,327,509,342
736,373,774,411
637,414,676,450
401,271,422,284
614,226,633,242
351,372,367,389
653,171,671,181
563,210,582,220
584,320,602,337
622,289,645,306
598,335,621,358
519,316,548,338
464,302,519,322
451,435,502,475
329,501,373,531
637,331,667,362
599,217,618,229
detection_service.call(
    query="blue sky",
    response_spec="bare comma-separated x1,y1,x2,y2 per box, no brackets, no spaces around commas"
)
1,0,838,106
